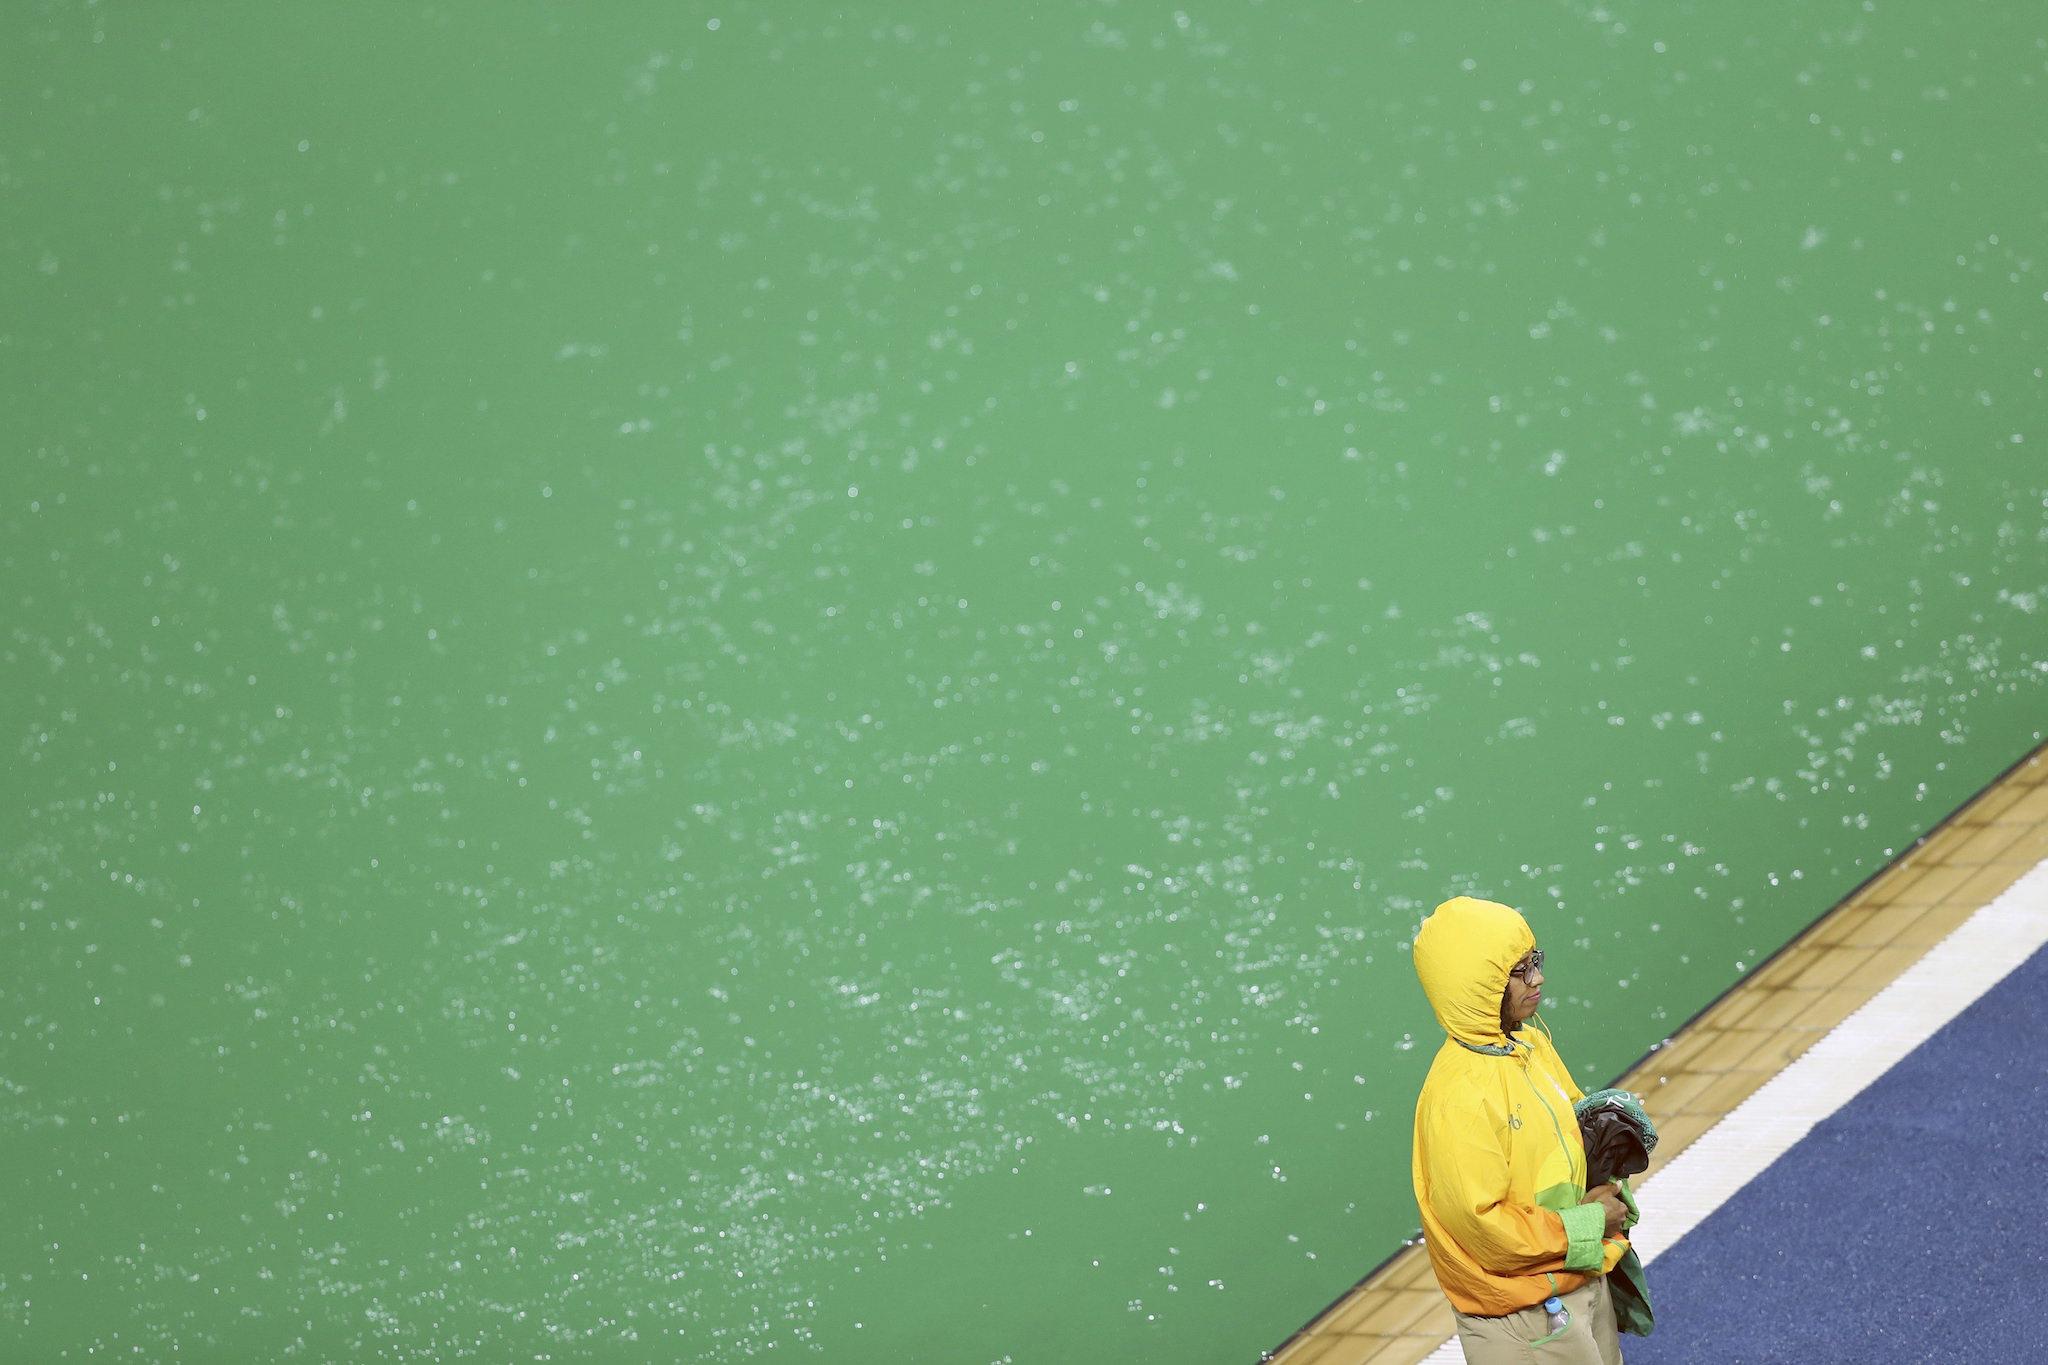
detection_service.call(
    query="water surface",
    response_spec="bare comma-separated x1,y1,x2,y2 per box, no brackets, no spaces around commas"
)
4,2,2044,1359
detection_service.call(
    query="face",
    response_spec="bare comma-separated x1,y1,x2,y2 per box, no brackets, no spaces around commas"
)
1502,948,1544,1028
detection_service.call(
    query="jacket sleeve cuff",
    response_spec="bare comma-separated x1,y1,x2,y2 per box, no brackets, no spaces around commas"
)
1558,1201,1608,1272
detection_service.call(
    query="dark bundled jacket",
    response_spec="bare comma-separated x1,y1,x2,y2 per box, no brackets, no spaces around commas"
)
1575,1087,1656,1335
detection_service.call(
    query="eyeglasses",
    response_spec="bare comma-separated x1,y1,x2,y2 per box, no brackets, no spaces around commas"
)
1509,949,1545,981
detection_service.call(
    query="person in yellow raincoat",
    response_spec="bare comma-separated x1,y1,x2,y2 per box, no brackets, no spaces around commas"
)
1411,896,1635,1363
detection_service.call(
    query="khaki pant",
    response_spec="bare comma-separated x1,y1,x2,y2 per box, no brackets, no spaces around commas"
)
1452,1275,1623,1364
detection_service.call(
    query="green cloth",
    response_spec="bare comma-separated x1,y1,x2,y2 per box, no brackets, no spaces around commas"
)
1605,1180,1655,1336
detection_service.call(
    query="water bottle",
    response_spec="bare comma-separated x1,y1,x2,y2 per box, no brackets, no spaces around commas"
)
1541,1294,1570,1337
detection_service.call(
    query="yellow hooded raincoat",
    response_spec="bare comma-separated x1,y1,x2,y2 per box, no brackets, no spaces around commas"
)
1410,896,1629,1316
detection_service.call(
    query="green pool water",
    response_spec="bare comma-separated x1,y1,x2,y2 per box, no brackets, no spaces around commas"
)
4,2,2043,1360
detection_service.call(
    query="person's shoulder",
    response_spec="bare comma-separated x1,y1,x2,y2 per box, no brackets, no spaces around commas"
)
1415,1048,1509,1119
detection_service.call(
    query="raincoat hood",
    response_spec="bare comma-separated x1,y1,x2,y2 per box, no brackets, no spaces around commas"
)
1413,896,1536,1048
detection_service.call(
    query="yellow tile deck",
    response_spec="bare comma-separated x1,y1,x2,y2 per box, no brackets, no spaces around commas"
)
1263,741,2048,1364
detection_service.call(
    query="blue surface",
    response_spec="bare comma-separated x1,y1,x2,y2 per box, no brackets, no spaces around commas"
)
1624,939,2048,1364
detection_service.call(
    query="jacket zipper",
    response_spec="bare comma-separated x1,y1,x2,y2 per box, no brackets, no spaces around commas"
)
1515,1044,1584,1190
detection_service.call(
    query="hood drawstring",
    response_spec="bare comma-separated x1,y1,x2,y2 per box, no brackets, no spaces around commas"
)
1455,1038,1519,1057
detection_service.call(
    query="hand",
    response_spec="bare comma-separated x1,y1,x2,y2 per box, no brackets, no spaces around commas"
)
1582,1183,1627,1237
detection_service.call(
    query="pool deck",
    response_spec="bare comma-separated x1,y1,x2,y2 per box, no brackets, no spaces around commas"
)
1262,741,2048,1365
